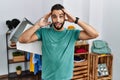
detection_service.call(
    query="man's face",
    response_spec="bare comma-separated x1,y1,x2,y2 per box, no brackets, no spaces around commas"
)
51,10,65,30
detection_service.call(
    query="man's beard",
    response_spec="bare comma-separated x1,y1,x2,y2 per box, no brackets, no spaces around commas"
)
53,22,65,30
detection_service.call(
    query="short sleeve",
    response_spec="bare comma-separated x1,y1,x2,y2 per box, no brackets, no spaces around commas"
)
74,30,80,40
35,28,42,41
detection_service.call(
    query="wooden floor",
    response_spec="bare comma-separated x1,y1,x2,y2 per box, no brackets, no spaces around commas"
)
1,77,41,80
0,76,41,80
0,71,41,80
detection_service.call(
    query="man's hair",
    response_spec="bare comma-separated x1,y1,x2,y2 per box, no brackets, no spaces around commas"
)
51,4,64,11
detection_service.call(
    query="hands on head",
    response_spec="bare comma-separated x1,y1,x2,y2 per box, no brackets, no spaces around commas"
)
35,9,76,28
62,9,76,23
35,12,51,27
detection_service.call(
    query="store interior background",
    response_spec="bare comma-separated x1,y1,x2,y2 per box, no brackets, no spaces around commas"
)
0,0,120,80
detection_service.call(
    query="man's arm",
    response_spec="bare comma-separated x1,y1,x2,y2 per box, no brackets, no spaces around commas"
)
77,20,99,40
63,9,99,40
18,25,40,43
18,12,51,43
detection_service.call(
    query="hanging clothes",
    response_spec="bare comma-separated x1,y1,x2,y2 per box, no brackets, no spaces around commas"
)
29,53,34,72
26,52,30,60
33,54,42,75
27,52,42,75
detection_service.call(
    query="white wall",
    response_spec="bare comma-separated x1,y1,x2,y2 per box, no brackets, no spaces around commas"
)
0,0,44,75
42,0,63,14
89,0,103,39
88,0,104,51
63,0,89,29
102,0,120,79
89,0,120,79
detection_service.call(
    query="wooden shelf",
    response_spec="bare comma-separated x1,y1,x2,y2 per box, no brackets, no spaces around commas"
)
75,43,89,46
74,52,89,56
8,70,40,79
90,75,112,80
72,73,88,80
8,46,16,49
73,43,113,80
5,31,40,80
91,53,112,57
73,43,89,80
9,59,29,64
89,53,113,80
98,75,112,80
6,31,11,35
74,60,88,67
74,65,88,71
73,69,88,75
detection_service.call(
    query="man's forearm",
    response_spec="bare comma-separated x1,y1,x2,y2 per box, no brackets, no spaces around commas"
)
18,24,40,43
77,19,98,37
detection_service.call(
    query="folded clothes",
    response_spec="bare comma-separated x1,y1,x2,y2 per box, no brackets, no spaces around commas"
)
74,56,85,62
75,48,87,53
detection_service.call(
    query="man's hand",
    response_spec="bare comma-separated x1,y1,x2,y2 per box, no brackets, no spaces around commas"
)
62,9,76,23
35,12,51,28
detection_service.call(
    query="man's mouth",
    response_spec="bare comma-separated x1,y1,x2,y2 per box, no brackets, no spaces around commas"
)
55,23,62,27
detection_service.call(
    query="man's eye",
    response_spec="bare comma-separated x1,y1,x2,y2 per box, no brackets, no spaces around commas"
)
60,16,64,18
52,15,56,18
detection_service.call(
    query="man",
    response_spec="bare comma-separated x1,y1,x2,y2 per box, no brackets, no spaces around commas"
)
19,4,98,80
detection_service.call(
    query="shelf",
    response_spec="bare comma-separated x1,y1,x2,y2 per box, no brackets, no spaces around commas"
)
74,52,89,56
72,43,89,80
72,73,88,80
8,70,40,79
98,75,112,80
74,60,88,67
74,65,88,71
91,53,112,58
73,69,88,76
75,43,89,46
90,75,112,80
9,59,29,64
6,31,11,35
5,31,40,80
73,60,89,80
8,46,16,49
89,53,113,80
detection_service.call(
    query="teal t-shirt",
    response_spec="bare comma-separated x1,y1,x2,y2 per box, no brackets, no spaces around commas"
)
35,26,80,80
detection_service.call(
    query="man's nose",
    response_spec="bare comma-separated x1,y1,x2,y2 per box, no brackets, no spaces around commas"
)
56,17,60,22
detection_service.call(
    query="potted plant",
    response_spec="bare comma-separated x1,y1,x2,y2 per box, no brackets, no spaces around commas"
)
16,66,22,75
12,51,25,62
